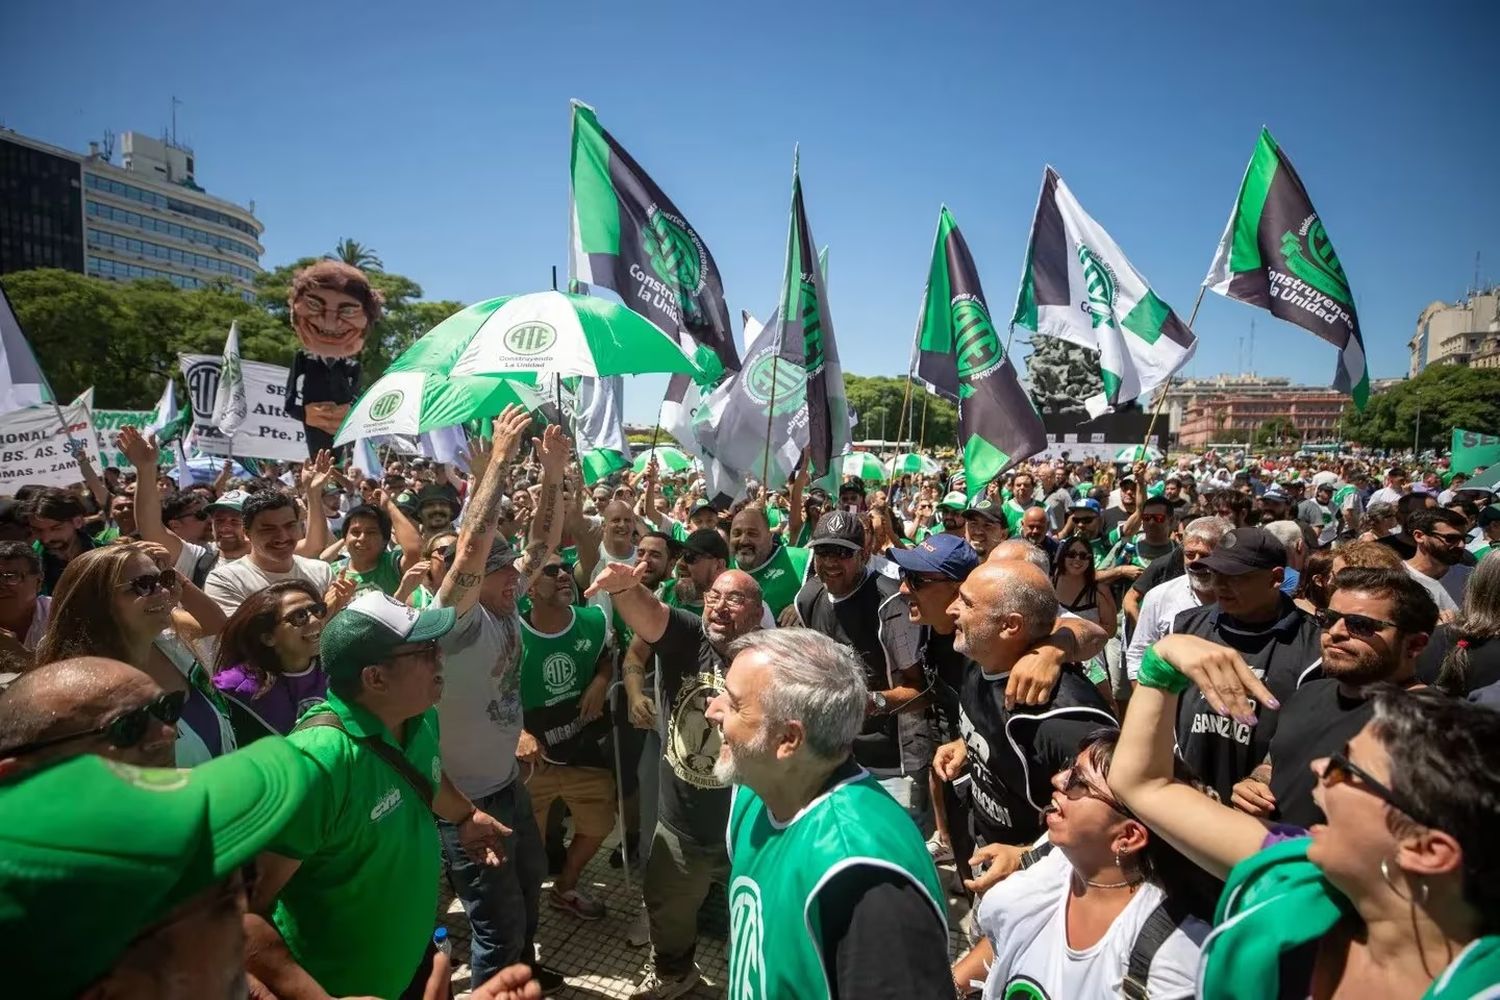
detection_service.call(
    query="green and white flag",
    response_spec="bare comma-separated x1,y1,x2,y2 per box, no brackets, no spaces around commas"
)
1205,128,1369,408
569,100,739,375
1012,168,1197,419
915,207,1045,498
1452,428,1500,475
210,320,249,436
573,375,631,485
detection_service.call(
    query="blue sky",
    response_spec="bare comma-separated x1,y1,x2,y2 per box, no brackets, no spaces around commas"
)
5,1,1497,425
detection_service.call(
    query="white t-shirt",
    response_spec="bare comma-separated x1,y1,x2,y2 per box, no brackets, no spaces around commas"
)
203,554,333,616
976,849,1207,1000
1403,563,1460,615
1368,486,1404,507
1126,575,1204,680
432,600,524,799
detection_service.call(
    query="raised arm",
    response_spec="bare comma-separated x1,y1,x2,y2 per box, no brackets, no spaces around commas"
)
785,463,809,543
293,451,334,559
516,423,568,593
118,426,184,565
378,488,424,571
212,457,234,496
75,447,109,513
635,458,671,533
1107,633,1279,880
438,406,532,617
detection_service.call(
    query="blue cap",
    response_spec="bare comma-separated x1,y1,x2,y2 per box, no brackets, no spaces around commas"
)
1069,497,1103,514
887,532,980,580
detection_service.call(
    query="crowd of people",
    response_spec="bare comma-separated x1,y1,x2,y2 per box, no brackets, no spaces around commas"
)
1,421,1498,999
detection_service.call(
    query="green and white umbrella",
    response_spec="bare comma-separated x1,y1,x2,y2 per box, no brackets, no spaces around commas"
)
335,369,546,447
446,291,703,379
886,452,939,476
1114,444,1163,463
632,446,694,474
840,452,887,484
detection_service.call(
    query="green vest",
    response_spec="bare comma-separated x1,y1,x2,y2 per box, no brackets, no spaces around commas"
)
659,577,702,614
725,769,946,1000
519,605,608,712
1002,499,1028,536
733,544,811,617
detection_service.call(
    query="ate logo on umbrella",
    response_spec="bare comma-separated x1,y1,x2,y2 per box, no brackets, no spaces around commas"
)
370,390,405,421
504,322,558,356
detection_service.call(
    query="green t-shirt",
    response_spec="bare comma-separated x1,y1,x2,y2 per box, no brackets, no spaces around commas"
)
336,547,403,597
725,770,946,1000
732,544,811,617
658,577,702,614
268,693,443,999
520,605,611,765
1002,499,1029,536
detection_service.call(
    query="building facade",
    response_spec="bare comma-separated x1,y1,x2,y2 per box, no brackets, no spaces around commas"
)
1161,375,1349,449
0,128,264,299
1408,288,1500,375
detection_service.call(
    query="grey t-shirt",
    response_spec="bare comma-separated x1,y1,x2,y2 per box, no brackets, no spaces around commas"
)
432,600,524,799
1044,488,1073,533
203,554,332,616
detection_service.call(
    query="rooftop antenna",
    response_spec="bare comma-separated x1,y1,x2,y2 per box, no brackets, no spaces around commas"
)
1475,251,1482,297
100,129,114,161
1247,318,1255,375
1237,336,1244,374
170,96,182,146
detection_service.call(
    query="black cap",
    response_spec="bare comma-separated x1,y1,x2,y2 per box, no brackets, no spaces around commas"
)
963,498,1005,523
415,485,460,516
840,477,866,496
1191,526,1288,576
682,528,729,561
811,510,864,551
687,499,717,517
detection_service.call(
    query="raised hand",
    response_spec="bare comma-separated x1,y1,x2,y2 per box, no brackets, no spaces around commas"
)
323,570,358,615
534,423,570,476
492,405,532,465
465,434,495,484
581,559,649,598
117,426,160,468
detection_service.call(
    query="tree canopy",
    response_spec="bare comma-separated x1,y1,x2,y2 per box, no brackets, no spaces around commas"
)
1341,365,1500,451
844,374,957,448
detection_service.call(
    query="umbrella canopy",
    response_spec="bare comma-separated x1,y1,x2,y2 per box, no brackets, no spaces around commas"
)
840,452,887,484
1114,444,1163,463
1465,462,1500,491
178,456,253,484
633,446,694,474
886,452,939,476
334,369,544,447
444,291,704,380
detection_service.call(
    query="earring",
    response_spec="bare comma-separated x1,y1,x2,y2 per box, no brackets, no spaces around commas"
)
1114,849,1123,868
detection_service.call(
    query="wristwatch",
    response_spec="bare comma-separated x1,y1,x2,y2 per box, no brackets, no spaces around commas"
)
869,691,889,715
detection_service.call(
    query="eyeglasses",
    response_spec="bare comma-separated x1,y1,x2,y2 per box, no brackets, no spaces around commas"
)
428,544,454,561
1064,550,1092,562
117,569,180,598
539,563,573,578
0,690,186,758
1320,749,1434,828
1060,765,1129,815
703,590,753,610
901,570,949,591
1426,530,1466,545
1141,513,1168,524
1313,608,1399,639
0,570,38,585
813,545,858,560
281,602,328,628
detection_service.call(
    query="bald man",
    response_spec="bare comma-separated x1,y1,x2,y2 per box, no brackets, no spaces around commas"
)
932,562,1116,891
0,658,177,776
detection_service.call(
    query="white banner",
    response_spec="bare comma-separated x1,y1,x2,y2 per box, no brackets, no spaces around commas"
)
179,354,307,462
91,408,155,469
0,391,105,491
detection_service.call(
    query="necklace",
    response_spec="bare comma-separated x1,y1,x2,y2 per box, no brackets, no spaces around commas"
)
1077,873,1145,890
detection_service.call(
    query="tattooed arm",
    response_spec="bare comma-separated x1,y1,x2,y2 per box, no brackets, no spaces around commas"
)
515,424,569,593
438,405,532,618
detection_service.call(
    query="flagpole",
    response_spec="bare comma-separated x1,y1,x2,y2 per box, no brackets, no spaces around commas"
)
895,372,914,459
918,391,930,452
760,353,781,492
1139,286,1207,455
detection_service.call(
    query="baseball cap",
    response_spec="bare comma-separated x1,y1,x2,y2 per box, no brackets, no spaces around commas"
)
415,485,460,514
811,510,865,551
887,532,979,580
319,591,458,680
963,498,1005,523
937,491,968,512
1478,506,1500,527
840,477,867,496
1070,498,1103,514
1191,526,1288,576
1261,487,1292,504
483,536,519,574
682,528,729,561
204,489,249,514
807,486,831,503
0,738,311,995
688,499,717,518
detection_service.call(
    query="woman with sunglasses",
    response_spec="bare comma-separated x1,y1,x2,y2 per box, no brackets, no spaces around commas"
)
211,580,330,740
396,531,458,609
950,730,1215,998
1111,633,1500,998
34,542,236,766
1052,535,1117,690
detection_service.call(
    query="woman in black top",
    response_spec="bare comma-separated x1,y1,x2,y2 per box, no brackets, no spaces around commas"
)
1422,553,1500,694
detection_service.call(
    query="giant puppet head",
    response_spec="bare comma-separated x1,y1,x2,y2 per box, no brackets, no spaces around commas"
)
288,260,384,358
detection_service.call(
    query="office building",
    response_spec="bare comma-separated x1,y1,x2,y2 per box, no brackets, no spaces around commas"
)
1408,287,1500,375
0,127,264,299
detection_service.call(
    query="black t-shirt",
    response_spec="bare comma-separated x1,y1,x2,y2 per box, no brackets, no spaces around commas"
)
818,871,952,999
1130,545,1185,599
647,606,731,848
1417,625,1500,693
284,351,362,417
1268,679,1376,827
960,664,1116,845
920,629,968,742
1172,599,1324,802
796,571,923,772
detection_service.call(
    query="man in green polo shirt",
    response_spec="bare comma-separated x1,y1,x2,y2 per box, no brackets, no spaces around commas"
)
918,491,968,543
708,628,949,999
243,591,513,1000
728,505,810,619
1003,470,1036,536
334,493,423,596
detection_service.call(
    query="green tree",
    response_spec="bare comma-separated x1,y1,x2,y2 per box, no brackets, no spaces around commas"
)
1341,366,1500,451
1253,416,1302,449
328,238,383,271
843,374,957,450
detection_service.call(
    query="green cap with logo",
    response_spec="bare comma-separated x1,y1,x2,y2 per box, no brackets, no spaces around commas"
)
0,737,311,995
319,591,457,680
205,488,250,514
937,491,969,512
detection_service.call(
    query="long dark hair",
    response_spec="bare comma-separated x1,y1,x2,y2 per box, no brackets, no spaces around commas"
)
1079,728,1223,919
1294,547,1335,610
1435,555,1500,696
212,580,322,696
1052,534,1098,595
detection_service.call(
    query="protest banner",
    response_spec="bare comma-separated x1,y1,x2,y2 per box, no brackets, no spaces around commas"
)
0,390,104,492
179,354,307,462
91,408,155,469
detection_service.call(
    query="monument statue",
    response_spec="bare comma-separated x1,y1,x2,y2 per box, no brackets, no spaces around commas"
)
1022,335,1104,417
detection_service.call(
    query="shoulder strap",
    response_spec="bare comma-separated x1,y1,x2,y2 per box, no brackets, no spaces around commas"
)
191,547,220,588
1122,896,1192,1000
292,712,435,810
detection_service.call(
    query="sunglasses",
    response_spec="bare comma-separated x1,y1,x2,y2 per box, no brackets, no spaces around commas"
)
387,640,440,662
118,569,180,598
1140,512,1168,524
1064,550,1091,562
0,690,186,758
1060,765,1129,815
1313,608,1399,639
282,602,328,628
539,563,574,578
428,544,455,561
1320,749,1434,828
0,570,37,585
1426,530,1466,545
813,545,858,560
180,509,210,522
900,570,949,591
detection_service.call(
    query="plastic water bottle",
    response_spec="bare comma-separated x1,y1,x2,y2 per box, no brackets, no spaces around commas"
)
433,926,451,957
